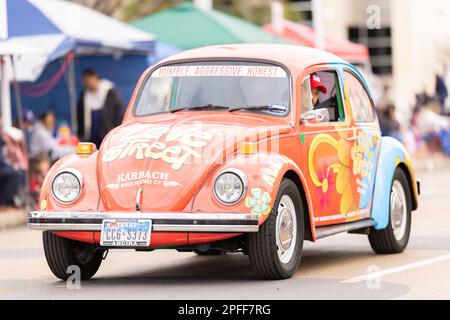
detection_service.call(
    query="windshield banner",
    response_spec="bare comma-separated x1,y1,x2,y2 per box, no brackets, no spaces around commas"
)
152,65,288,78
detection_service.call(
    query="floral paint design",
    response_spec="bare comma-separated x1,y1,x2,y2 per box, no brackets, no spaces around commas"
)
336,130,358,214
353,130,376,208
315,161,336,209
245,188,272,217
308,129,377,215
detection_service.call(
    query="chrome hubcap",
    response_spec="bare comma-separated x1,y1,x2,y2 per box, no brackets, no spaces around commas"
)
390,180,407,241
276,195,297,264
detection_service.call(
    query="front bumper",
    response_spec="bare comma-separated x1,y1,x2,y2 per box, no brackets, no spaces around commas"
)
27,211,259,233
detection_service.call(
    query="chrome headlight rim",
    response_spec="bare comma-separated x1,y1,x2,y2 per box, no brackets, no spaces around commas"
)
213,168,247,205
51,168,83,205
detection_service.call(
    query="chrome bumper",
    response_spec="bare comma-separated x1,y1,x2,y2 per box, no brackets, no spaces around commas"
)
27,211,259,233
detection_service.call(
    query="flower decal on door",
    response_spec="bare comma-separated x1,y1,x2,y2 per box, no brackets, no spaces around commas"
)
308,129,377,216
245,188,272,217
335,131,358,214
315,162,336,209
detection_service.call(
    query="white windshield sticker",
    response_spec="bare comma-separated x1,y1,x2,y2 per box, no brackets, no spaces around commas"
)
152,65,287,78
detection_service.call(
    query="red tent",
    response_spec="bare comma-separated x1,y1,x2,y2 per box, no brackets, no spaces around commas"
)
264,20,369,63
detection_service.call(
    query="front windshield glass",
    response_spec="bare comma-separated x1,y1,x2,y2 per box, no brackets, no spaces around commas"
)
134,61,291,116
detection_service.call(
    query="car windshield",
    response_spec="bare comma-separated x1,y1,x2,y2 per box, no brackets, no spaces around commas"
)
133,61,291,117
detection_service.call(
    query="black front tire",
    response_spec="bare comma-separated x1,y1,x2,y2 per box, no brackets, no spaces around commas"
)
369,168,412,254
247,179,305,280
43,232,103,281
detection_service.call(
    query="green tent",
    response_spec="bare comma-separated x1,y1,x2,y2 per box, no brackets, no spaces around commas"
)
131,2,290,49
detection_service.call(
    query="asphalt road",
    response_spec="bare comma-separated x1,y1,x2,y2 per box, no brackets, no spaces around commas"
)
1,162,450,300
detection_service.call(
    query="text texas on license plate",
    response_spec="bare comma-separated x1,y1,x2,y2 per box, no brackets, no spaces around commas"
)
101,219,152,247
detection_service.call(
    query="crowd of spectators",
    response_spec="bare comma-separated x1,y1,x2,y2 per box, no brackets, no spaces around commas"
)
0,69,125,210
376,74,450,166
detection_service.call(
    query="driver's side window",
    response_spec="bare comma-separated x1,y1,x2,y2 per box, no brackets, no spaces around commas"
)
301,70,345,123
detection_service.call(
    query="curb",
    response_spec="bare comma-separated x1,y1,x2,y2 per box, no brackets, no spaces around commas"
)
0,210,27,231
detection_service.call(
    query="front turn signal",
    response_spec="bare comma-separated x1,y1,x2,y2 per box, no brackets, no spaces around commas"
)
239,142,257,154
76,142,97,155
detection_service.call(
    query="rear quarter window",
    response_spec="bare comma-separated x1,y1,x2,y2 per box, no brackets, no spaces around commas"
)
344,71,375,122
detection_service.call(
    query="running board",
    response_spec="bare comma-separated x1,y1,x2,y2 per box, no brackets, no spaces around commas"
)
315,219,377,240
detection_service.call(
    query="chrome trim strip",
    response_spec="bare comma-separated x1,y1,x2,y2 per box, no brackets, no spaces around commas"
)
27,211,259,233
28,223,258,233
28,223,100,231
28,211,258,221
315,218,376,240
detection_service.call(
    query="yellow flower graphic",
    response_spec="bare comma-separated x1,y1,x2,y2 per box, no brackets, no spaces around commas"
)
335,130,357,215
308,130,360,215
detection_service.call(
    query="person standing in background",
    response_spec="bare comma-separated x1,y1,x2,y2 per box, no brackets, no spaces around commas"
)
378,104,402,142
77,69,125,148
435,73,448,114
22,108,36,152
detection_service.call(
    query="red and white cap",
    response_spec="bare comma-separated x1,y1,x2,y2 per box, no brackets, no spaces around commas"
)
310,74,328,94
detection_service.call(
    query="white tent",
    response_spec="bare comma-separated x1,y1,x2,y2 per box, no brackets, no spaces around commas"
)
0,0,154,130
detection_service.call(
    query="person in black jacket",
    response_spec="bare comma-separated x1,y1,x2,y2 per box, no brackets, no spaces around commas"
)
77,69,125,148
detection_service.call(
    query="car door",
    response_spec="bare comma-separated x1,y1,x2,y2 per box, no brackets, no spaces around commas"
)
342,68,381,220
298,66,358,227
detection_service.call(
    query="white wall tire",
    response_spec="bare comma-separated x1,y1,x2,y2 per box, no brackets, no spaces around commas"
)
247,179,305,280
369,168,412,254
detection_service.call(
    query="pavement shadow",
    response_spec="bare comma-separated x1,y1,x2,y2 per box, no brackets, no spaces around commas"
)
82,246,377,285
6,247,410,299
96,253,257,284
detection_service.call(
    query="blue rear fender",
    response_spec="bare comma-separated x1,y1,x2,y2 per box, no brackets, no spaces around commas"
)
371,137,418,230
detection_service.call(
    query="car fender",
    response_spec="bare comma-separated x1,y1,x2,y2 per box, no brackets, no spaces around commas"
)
190,152,316,239
371,136,419,230
39,152,101,212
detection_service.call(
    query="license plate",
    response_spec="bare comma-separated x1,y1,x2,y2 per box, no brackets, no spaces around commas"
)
100,219,152,247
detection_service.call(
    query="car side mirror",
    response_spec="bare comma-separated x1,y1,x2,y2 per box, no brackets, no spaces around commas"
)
300,108,330,124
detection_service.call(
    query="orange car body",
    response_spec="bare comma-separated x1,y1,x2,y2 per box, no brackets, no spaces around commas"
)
29,45,419,249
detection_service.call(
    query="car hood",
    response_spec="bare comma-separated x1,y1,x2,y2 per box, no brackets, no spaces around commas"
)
97,112,290,211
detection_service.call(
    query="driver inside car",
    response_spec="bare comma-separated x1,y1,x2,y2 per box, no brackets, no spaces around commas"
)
310,73,339,121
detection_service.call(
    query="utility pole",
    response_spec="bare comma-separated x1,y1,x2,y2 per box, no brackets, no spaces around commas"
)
271,1,285,35
312,0,325,50
0,55,12,129
194,0,212,11
0,0,11,129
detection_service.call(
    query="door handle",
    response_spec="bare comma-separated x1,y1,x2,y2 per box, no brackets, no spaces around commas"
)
346,135,358,142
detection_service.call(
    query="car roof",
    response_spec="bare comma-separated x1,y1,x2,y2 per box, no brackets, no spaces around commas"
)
158,44,346,75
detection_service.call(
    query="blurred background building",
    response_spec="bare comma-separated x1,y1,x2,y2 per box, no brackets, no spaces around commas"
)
284,0,450,116
70,0,450,115
1,0,449,211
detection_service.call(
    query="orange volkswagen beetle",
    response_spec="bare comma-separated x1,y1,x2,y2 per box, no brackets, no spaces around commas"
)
28,44,419,280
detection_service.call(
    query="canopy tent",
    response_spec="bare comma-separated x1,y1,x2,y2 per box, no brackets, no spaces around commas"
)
13,54,151,127
148,41,183,65
131,2,289,50
264,20,369,63
0,0,155,130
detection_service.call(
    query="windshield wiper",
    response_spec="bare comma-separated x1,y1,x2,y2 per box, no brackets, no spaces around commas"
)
170,104,229,113
228,105,287,113
170,104,287,113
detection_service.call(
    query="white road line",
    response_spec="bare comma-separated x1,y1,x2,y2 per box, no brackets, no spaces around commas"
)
342,253,450,283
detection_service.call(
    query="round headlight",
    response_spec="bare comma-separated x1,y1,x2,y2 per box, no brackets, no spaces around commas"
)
51,170,82,204
214,169,246,205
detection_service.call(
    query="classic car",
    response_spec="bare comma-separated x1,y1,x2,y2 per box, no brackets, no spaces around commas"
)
28,44,420,280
